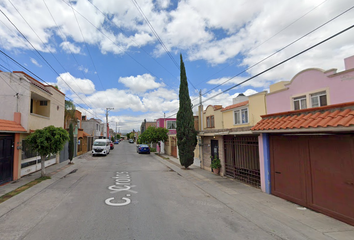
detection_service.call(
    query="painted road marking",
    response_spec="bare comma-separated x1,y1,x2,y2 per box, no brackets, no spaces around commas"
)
105,172,137,207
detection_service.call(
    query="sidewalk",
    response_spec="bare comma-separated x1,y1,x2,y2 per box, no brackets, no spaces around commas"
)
1,152,354,240
153,153,354,240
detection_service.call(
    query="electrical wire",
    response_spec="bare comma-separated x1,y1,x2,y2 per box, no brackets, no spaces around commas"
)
165,23,354,118
130,0,198,90
0,8,100,118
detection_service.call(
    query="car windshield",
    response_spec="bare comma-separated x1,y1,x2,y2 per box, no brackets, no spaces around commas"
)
93,142,106,146
140,145,149,147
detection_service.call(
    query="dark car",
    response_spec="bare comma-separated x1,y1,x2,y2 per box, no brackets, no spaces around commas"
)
110,141,114,150
137,144,150,154
114,140,119,144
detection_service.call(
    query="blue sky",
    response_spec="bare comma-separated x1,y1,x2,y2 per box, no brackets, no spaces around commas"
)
1,0,354,133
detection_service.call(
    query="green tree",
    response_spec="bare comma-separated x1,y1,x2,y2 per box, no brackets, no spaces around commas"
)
111,136,115,142
26,125,69,177
176,54,197,168
116,134,121,139
139,126,168,153
68,123,74,164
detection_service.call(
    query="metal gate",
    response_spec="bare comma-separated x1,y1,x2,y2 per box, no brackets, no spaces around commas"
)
224,135,260,187
59,141,69,163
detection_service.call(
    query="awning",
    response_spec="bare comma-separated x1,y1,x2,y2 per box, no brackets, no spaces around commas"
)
0,119,26,133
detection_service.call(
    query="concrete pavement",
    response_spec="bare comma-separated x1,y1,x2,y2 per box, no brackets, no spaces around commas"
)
1,151,354,240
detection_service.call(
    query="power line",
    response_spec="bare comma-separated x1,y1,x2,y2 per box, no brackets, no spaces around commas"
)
0,49,101,118
201,3,354,97
0,7,100,118
165,22,354,118
130,0,197,90
86,0,178,88
8,0,98,112
67,0,105,92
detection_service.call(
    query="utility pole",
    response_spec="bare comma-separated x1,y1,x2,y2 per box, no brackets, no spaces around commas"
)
199,89,203,131
106,108,114,139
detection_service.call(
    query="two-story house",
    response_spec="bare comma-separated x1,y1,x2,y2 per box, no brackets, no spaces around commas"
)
0,71,65,183
156,118,177,156
252,55,354,226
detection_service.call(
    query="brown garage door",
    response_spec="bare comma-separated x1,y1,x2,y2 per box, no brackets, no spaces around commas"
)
270,134,354,226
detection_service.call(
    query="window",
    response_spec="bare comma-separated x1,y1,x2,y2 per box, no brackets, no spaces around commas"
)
167,121,176,129
311,91,327,108
206,116,214,128
40,100,48,106
234,108,248,125
293,96,307,110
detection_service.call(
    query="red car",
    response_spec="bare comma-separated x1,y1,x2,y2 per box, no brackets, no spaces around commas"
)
110,141,114,150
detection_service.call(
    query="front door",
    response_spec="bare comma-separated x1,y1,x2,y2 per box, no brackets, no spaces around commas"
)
211,139,219,160
0,135,14,185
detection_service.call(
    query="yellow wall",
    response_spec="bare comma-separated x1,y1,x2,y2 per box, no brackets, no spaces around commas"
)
203,106,223,130
29,85,65,131
269,81,289,93
248,91,267,125
222,92,267,128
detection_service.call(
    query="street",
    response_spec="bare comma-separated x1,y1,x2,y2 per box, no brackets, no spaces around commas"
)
0,141,280,240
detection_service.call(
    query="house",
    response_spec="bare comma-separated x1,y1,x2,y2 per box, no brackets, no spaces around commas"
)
81,117,104,139
140,119,156,134
156,118,177,156
63,110,92,157
198,92,267,189
0,71,65,183
252,55,354,226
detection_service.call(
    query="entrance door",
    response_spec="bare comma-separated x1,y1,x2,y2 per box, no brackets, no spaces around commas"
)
211,140,219,160
0,135,14,185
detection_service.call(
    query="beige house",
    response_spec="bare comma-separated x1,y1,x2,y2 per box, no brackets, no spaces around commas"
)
0,71,65,181
199,92,267,188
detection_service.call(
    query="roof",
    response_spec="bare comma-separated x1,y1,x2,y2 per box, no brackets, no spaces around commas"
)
252,101,354,132
13,71,65,96
0,119,27,133
82,131,91,137
221,101,249,112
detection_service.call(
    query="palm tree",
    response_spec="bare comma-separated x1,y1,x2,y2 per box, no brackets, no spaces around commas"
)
64,100,77,128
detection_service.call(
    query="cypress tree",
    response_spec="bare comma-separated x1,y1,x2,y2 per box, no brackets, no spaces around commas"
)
177,54,197,168
68,123,74,164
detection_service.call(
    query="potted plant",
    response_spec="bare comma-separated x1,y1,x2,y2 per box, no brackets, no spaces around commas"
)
210,156,221,175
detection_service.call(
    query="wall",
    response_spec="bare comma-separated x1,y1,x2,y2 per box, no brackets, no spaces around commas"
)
248,91,267,125
203,106,223,130
201,136,225,176
0,72,30,131
28,84,65,131
267,68,354,114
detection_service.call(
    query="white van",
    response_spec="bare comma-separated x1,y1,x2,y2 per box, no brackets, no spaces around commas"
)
92,139,110,156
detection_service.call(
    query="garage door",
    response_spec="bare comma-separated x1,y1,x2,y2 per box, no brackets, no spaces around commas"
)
270,134,354,226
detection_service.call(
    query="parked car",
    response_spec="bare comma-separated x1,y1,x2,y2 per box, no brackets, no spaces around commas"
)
137,144,150,154
129,139,134,143
114,140,119,144
110,141,114,150
92,139,110,156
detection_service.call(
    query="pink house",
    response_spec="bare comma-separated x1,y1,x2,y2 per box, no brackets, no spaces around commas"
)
253,55,354,226
267,55,354,114
156,118,177,155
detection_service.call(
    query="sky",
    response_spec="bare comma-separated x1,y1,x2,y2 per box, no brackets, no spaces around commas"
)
1,0,354,133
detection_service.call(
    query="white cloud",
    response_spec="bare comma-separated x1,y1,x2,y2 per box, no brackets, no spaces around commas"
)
56,72,96,95
60,41,81,54
78,65,88,73
118,74,165,93
30,58,42,67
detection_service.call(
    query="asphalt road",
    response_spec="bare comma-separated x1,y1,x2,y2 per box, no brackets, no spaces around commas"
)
0,141,279,240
